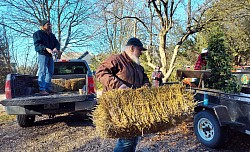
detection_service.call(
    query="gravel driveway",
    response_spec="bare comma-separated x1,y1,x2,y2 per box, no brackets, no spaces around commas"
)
1,93,250,151
0,114,250,152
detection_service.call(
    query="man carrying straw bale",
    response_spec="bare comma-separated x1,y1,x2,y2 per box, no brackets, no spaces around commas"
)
96,37,150,152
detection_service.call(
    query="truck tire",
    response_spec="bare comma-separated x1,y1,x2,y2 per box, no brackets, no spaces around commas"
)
17,115,35,127
194,111,224,148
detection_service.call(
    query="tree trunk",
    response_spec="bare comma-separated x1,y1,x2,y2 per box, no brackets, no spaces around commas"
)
158,30,167,78
163,44,181,82
163,33,190,82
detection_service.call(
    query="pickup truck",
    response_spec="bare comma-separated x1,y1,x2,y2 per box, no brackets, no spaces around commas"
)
0,59,97,127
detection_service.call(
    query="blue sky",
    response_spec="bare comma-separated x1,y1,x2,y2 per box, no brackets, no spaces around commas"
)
0,0,206,66
0,0,101,66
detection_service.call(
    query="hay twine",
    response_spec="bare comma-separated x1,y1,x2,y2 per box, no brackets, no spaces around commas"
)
92,84,196,138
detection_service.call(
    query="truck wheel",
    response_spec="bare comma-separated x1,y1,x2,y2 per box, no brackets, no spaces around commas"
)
194,111,224,148
17,115,35,127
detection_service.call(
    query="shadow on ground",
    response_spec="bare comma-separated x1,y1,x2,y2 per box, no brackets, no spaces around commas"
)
34,114,94,127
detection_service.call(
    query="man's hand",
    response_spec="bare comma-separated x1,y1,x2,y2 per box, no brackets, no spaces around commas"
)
118,84,129,90
53,48,59,54
46,48,53,54
144,83,151,87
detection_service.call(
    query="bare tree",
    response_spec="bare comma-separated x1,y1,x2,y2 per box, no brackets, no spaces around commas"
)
97,0,149,53
146,0,218,81
101,0,218,81
0,24,12,91
0,0,98,59
0,24,12,73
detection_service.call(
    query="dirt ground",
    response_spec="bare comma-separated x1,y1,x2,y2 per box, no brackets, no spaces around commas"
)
1,93,250,152
0,114,250,151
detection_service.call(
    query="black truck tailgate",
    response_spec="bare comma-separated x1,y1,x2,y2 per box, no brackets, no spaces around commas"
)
1,92,88,106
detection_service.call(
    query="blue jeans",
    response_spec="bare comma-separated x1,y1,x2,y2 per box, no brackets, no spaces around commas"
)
114,137,138,152
37,54,54,91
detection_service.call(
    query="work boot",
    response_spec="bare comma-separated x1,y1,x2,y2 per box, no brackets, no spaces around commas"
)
39,90,49,95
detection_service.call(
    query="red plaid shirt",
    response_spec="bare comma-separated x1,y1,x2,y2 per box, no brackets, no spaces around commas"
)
194,54,207,70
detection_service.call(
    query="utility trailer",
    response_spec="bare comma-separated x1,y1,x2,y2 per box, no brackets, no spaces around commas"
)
177,69,250,148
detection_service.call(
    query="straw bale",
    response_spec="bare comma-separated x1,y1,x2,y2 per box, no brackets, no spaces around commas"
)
65,78,85,91
92,84,196,138
65,80,71,90
31,78,85,92
51,79,66,92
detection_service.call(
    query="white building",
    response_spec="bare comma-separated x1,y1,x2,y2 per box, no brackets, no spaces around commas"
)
61,51,94,64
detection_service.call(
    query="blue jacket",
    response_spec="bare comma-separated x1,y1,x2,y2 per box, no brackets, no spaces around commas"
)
33,30,60,57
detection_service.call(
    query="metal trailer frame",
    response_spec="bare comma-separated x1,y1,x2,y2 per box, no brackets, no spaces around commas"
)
193,88,250,133
177,69,250,148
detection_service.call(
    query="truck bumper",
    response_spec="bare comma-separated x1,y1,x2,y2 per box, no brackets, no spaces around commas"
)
4,99,97,115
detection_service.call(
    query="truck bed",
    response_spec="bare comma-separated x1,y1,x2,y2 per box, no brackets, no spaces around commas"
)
0,60,97,126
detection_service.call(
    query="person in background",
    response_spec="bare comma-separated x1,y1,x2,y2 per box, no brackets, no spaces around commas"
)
33,19,60,95
182,48,209,87
95,37,150,152
190,48,209,87
152,66,164,87
194,48,208,70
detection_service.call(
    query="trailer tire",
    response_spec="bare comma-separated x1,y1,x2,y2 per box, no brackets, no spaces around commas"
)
194,111,224,148
17,115,35,127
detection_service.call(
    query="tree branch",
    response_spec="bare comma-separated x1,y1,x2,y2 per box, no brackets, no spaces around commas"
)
0,23,31,36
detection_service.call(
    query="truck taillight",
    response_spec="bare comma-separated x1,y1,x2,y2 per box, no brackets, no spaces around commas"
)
87,76,95,94
5,75,12,99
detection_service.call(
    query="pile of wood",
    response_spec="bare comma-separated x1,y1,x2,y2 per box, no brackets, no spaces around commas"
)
92,84,196,138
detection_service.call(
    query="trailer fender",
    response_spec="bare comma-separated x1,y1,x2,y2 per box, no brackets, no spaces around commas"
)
194,104,231,126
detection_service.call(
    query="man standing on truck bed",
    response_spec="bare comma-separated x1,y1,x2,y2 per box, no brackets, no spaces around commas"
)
33,19,60,95
96,37,150,152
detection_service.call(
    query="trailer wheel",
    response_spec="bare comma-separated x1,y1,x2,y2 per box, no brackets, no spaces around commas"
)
194,111,224,148
17,115,35,127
